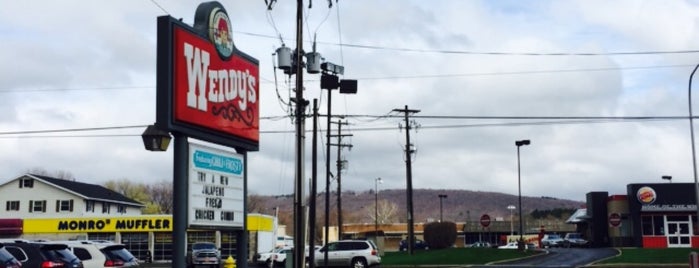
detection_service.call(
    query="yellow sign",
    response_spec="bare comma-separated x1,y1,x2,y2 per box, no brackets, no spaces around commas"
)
24,216,173,233
247,214,274,232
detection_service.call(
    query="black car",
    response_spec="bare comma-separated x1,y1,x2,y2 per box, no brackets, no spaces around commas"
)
398,239,429,251
4,241,83,268
0,244,21,268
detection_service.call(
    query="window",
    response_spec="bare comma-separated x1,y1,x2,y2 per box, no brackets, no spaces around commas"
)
29,200,46,213
86,200,95,212
72,247,92,260
667,215,689,222
4,247,28,262
56,200,73,212
102,202,110,214
642,215,665,235
18,178,33,188
5,201,19,211
117,205,127,214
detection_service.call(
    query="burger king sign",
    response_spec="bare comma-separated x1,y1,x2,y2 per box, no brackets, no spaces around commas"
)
636,186,657,204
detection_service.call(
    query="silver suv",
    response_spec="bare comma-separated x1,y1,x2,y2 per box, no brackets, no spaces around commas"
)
187,242,220,268
540,234,564,248
313,240,380,268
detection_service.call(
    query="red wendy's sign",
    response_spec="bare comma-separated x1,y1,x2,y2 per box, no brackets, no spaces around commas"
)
156,2,260,151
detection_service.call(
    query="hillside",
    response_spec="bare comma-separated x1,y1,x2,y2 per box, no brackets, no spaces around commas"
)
250,189,584,226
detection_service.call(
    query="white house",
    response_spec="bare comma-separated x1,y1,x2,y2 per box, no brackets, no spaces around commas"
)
0,174,144,219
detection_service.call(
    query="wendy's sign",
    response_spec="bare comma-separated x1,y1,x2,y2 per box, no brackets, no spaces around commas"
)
156,2,259,151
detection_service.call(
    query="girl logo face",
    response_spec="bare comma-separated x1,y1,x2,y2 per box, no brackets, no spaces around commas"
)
209,7,233,59
637,186,657,204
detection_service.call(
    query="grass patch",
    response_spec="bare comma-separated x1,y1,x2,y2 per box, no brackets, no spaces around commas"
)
381,248,541,265
599,248,699,264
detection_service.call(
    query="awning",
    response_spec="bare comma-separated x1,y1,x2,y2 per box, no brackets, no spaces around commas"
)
0,219,23,235
566,209,589,224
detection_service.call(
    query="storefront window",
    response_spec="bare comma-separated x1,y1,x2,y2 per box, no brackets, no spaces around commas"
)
693,216,698,235
654,216,664,235
667,215,688,222
642,216,654,235
642,215,666,235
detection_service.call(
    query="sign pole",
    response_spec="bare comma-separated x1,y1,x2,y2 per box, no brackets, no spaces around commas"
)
173,133,188,268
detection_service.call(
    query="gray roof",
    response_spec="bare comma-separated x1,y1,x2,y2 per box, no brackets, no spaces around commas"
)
28,174,144,207
566,208,589,224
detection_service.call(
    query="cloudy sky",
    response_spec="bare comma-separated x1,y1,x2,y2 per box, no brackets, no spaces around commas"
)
2,0,699,202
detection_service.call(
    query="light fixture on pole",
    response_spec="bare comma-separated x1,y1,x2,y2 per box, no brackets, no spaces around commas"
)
689,64,699,225
438,194,448,222
375,177,383,236
515,139,530,250
321,60,357,266
507,205,516,236
141,124,172,152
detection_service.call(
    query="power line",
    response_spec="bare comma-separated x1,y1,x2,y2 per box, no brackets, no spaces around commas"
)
353,64,695,80
0,115,692,138
149,0,170,15
342,114,696,120
0,125,147,135
1,64,693,94
234,30,699,56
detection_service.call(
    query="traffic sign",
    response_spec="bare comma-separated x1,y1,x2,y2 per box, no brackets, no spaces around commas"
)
480,214,491,228
609,212,622,227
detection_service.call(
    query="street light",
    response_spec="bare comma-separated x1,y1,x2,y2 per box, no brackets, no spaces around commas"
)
375,177,383,236
141,124,171,151
438,194,448,222
515,139,530,250
322,61,357,264
507,205,516,237
689,64,699,229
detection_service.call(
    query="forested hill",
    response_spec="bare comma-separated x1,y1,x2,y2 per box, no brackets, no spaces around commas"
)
249,189,585,225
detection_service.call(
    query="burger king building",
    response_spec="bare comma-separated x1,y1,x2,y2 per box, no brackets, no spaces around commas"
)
581,183,699,248
627,183,698,248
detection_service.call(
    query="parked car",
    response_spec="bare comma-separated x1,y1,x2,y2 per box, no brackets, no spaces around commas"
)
497,242,518,249
468,241,492,248
497,242,535,250
58,240,139,268
186,242,220,268
255,247,288,267
269,247,293,267
562,233,589,247
540,234,565,248
313,240,380,268
398,239,428,251
275,246,321,267
0,244,21,268
3,241,83,268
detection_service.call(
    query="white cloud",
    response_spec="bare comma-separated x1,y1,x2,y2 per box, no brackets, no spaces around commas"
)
1,0,698,204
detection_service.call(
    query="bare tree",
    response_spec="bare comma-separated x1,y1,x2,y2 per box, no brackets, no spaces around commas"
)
25,168,75,181
147,180,173,214
104,178,149,204
247,194,267,214
364,199,398,224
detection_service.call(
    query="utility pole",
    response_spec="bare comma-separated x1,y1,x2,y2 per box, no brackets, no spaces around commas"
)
329,120,352,239
293,1,306,267
270,2,356,267
309,99,318,268
393,105,420,255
